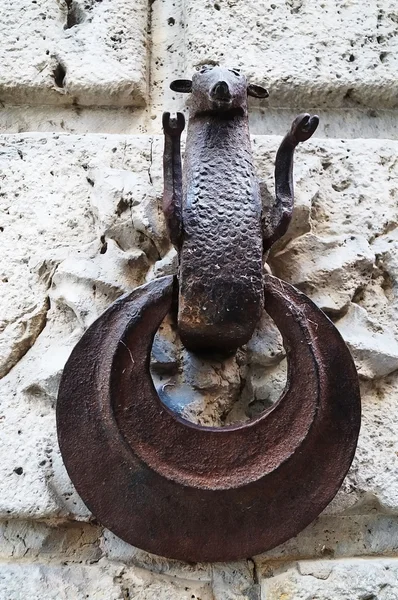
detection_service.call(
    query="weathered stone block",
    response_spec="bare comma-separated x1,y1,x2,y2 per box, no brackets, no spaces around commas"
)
0,0,148,106
258,514,398,561
0,563,122,600
101,529,212,581
183,0,398,108
272,233,375,314
0,562,213,600
260,137,398,375
0,133,163,520
1,133,397,529
0,520,102,562
0,134,157,380
337,304,398,378
261,559,398,599
212,562,260,600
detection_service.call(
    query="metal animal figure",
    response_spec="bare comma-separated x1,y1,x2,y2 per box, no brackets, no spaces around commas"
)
56,66,360,563
163,65,318,352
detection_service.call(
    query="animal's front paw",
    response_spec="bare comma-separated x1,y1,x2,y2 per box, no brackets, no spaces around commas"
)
290,113,319,144
162,112,185,137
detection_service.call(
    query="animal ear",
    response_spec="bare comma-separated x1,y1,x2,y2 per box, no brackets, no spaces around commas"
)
247,84,269,98
170,80,193,93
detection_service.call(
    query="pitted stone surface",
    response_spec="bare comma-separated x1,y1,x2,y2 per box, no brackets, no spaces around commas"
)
0,133,165,520
259,513,398,561
0,135,94,380
0,562,213,600
337,304,398,379
101,530,212,581
212,562,260,600
261,559,398,599
0,0,148,106
261,137,398,378
0,134,157,379
1,134,398,525
272,233,375,314
183,0,398,108
0,520,102,562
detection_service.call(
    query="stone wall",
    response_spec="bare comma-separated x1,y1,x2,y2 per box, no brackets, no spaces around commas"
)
1,0,398,598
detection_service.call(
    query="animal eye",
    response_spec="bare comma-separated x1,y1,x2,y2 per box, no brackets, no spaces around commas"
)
230,69,240,76
199,65,212,73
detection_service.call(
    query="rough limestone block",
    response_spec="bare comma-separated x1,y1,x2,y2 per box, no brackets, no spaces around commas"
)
0,133,158,380
0,133,164,519
347,375,398,513
1,133,398,526
183,0,398,108
212,562,260,600
101,530,212,581
337,304,398,378
373,228,398,278
0,520,102,562
252,137,398,247
261,559,398,599
271,233,375,314
260,137,398,381
245,311,285,368
0,563,123,600
257,513,398,561
0,0,148,106
0,562,213,600
122,568,214,600
0,135,95,380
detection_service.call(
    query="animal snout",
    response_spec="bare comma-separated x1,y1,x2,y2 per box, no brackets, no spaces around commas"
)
210,81,231,102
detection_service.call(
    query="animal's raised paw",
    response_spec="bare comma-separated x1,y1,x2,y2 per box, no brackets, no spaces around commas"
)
163,112,185,136
290,113,319,143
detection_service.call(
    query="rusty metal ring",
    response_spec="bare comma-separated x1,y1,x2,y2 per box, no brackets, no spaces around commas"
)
57,274,360,562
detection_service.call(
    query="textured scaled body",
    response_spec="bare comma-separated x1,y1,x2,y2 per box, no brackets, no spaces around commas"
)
180,116,263,351
163,65,319,353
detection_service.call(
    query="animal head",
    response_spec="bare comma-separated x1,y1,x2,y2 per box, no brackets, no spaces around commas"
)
170,65,268,115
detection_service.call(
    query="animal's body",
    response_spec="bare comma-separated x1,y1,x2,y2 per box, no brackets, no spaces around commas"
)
180,114,263,351
163,65,318,353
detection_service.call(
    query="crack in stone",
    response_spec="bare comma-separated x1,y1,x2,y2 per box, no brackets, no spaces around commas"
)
148,137,154,186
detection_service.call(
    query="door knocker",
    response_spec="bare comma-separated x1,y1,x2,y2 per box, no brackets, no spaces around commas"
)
57,66,361,562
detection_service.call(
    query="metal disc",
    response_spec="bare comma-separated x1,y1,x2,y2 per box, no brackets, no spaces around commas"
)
56,274,360,562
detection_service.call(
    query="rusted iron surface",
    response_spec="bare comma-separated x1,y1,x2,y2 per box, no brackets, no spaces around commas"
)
57,65,361,562
164,66,318,353
57,274,360,562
